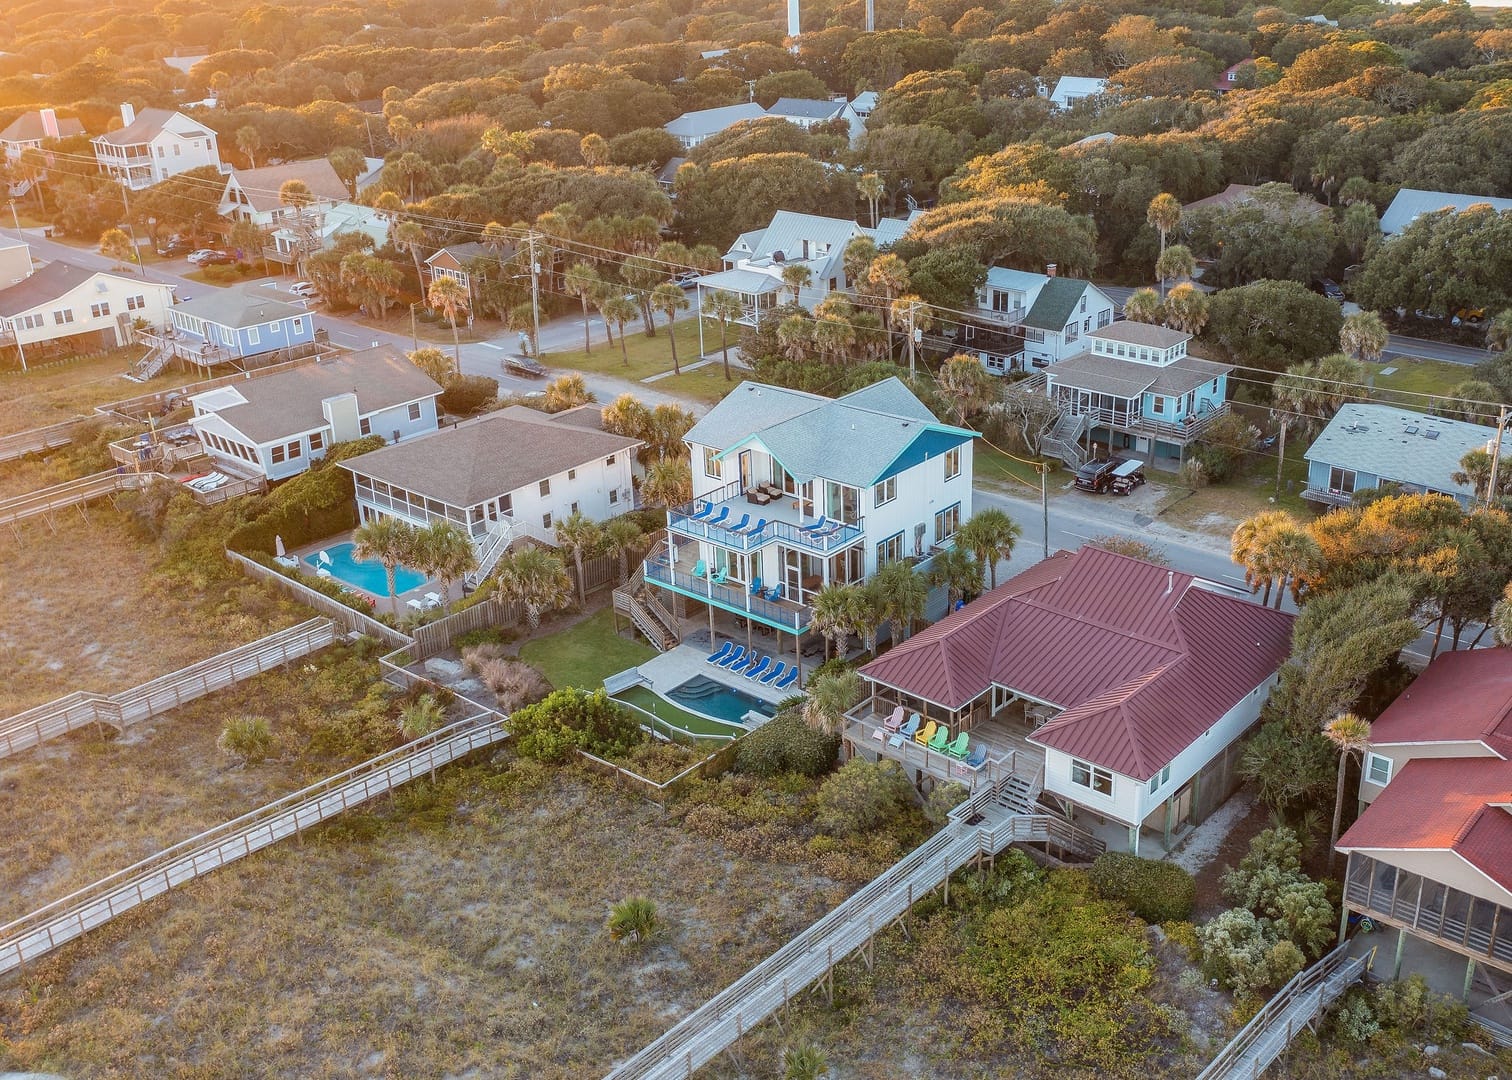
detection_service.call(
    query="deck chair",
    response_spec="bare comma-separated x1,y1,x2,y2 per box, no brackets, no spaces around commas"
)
766,583,784,603
691,502,715,520
965,744,988,769
760,661,787,685
898,714,921,741
914,719,936,746
801,515,828,532
706,641,732,665
717,645,746,670
928,723,951,751
741,517,767,536
710,566,728,585
748,577,762,595
744,656,771,681
775,667,798,691
945,731,970,759
883,705,905,732
706,506,729,527
691,559,706,578
727,513,751,533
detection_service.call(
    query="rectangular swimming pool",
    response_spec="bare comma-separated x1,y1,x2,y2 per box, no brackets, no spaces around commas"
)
663,675,775,726
305,541,426,597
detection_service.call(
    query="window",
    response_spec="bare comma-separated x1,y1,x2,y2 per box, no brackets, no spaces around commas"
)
934,503,961,544
247,326,259,345
1025,329,1045,344
19,313,44,330
1329,466,1356,495
609,488,618,504
876,532,904,567
90,302,110,318
286,440,301,459
53,309,74,325
606,454,616,466
1097,308,1111,328
1211,379,1219,393
1071,759,1113,796
1366,753,1392,786
568,468,576,480
703,446,722,478
1064,321,1079,343
1148,764,1171,794
359,417,372,436
292,317,303,332
570,501,580,515
127,294,145,311
407,402,421,421
541,512,552,530
944,447,961,481
309,431,323,452
500,494,512,514
873,476,897,506
539,479,550,497
991,290,1019,314
270,444,286,463
1080,295,1087,313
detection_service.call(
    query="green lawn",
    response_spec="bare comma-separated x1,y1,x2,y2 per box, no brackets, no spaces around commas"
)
1367,358,1479,407
974,444,1064,492
544,318,714,381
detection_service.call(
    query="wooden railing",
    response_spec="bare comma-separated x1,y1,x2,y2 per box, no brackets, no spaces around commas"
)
0,470,145,529
0,713,508,978
0,416,99,463
0,619,336,760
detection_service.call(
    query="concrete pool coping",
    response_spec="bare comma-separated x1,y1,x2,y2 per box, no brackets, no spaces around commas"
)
286,530,447,612
633,644,796,723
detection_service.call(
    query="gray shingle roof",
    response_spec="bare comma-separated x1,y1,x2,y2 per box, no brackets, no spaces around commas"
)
767,97,845,120
1049,350,1228,398
174,288,309,329
0,261,105,316
1090,322,1190,349
1022,276,1092,332
1380,188,1512,236
92,107,195,145
1303,403,1496,499
225,159,349,213
0,110,84,143
192,350,442,444
340,407,639,508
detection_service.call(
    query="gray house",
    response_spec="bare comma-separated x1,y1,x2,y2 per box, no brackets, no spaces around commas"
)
1302,403,1498,509
663,103,766,150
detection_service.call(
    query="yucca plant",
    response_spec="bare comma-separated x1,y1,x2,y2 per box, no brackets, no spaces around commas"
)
784,1043,829,1080
607,897,659,944
218,716,273,766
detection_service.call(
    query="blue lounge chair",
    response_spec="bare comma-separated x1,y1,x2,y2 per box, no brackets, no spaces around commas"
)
706,506,729,527
717,645,746,670
766,583,784,603
965,744,988,769
760,661,787,685
744,656,771,681
691,560,706,578
801,515,828,532
691,502,714,520
710,566,727,585
748,576,762,595
775,666,799,691
741,517,767,536
706,641,732,665
727,513,751,533
898,714,921,741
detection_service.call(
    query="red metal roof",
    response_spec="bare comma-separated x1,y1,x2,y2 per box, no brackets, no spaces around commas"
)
858,546,1295,781
1338,756,1512,897
1369,649,1512,759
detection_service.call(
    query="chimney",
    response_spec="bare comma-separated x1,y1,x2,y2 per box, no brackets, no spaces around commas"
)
40,108,59,139
1045,262,1058,277
120,103,136,127
1166,570,1174,595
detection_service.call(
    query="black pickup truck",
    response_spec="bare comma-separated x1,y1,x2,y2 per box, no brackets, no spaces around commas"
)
1075,456,1146,495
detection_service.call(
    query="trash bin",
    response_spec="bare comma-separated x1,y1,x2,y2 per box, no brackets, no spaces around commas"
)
43,227,53,238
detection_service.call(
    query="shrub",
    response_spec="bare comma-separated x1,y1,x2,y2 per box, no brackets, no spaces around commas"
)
733,711,839,778
437,374,499,416
472,657,552,711
453,626,516,651
606,896,659,944
923,780,969,825
1088,851,1195,924
808,656,853,681
1332,991,1380,1044
1373,974,1468,1040
218,716,273,765
813,758,916,836
1197,907,1304,999
508,688,642,762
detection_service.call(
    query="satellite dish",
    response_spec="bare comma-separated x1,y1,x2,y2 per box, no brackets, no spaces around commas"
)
772,250,786,263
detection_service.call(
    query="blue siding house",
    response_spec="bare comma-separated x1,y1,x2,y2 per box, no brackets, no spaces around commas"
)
1302,404,1497,509
1042,323,1232,468
170,288,316,367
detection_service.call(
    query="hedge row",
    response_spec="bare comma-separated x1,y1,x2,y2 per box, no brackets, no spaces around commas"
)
1087,851,1196,924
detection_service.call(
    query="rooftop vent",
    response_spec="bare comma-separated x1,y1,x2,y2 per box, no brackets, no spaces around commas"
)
1403,425,1418,435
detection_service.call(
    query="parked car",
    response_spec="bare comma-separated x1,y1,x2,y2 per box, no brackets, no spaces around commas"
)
199,251,236,266
186,249,225,265
157,238,193,256
1315,278,1344,303
673,271,700,289
1075,456,1144,495
288,280,319,298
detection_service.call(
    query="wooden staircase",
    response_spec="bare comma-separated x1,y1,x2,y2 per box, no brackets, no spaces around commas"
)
1039,411,1089,470
613,565,679,651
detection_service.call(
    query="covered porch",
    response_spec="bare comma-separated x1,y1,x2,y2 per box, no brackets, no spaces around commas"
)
842,697,1045,795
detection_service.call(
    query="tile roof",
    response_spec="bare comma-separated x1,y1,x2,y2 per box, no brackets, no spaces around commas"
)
1337,756,1512,897
1022,276,1093,332
767,97,846,120
1090,322,1191,349
858,546,1294,780
1380,188,1512,236
225,159,349,212
1369,648,1512,758
664,102,766,139
174,288,310,330
340,406,639,508
1303,403,1494,500
191,350,442,444
0,110,84,143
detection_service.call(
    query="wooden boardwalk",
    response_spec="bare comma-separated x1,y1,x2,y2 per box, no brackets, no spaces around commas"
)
1197,944,1366,1080
0,713,508,978
0,619,337,760
603,778,1104,1080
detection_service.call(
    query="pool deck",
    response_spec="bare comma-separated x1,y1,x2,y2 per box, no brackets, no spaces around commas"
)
636,644,797,713
284,531,445,614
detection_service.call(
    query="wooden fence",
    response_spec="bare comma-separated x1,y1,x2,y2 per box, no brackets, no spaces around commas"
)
408,598,517,660
226,551,411,648
0,712,509,978
0,619,337,760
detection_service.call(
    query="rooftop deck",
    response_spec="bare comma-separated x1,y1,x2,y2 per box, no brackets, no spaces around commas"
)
669,479,863,555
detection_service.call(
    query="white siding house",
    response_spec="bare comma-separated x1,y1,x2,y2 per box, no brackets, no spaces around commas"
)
0,261,173,362
91,104,225,190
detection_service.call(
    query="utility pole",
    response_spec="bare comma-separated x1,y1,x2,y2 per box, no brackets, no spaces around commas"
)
118,183,145,277
409,302,419,352
1488,406,1511,508
1040,464,1049,559
526,230,542,357
904,305,917,377
7,198,18,234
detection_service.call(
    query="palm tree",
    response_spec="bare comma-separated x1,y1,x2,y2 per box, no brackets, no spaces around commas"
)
851,581,886,656
427,275,469,376
554,510,603,607
394,220,428,297
646,403,695,461
1324,712,1371,872
1146,192,1181,255
955,508,1021,590
601,393,652,442
1267,524,1321,609
865,253,910,303
98,228,133,269
543,373,590,412
590,283,624,349
650,283,690,374
778,316,812,362
802,668,861,735
506,300,538,357
811,583,860,660
936,354,996,425
600,516,644,584
873,560,927,646
702,290,744,381
602,294,640,365
1486,309,1512,353
781,263,813,305
1339,310,1388,363
784,1044,830,1080
407,347,453,387
1154,244,1196,297
1230,510,1287,606
564,264,601,354
641,458,692,509
1162,283,1209,334
842,236,878,284
494,546,573,629
929,546,981,608
858,172,884,228
411,519,476,611
352,516,419,614
236,125,262,169
1122,287,1163,324
607,897,659,944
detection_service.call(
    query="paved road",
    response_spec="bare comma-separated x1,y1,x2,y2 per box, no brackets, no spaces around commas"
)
2,225,708,412
1100,284,1491,367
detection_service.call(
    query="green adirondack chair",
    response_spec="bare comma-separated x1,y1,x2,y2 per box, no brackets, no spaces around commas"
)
928,723,950,751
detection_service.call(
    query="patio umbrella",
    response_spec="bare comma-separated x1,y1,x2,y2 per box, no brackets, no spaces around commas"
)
275,535,286,558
